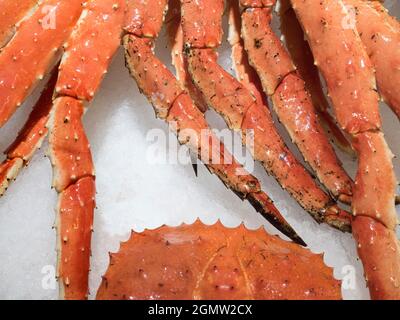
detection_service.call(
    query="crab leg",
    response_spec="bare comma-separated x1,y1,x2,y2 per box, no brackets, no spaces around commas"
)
0,0,83,128
123,0,304,245
343,0,400,119
280,1,400,207
166,1,208,113
291,0,399,300
47,0,125,299
230,3,351,230
0,0,38,49
170,0,351,231
278,3,354,155
237,1,353,204
48,97,96,300
0,66,58,196
0,158,21,196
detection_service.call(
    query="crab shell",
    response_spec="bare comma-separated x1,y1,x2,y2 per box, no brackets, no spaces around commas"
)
96,221,341,300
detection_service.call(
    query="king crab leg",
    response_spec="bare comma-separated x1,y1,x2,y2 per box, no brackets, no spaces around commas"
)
0,66,58,196
343,0,400,120
1,0,129,298
48,96,96,299
0,0,83,128
237,0,353,204
172,0,351,230
278,0,400,203
0,0,38,49
123,0,305,245
291,0,400,300
166,2,208,113
278,2,354,155
0,158,22,195
46,0,125,299
228,2,352,229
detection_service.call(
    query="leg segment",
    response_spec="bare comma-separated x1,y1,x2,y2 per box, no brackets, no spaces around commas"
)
49,96,96,299
278,3,354,155
352,216,400,300
0,0,83,127
0,66,58,196
344,0,400,119
167,0,208,112
0,158,22,196
48,96,96,300
0,0,38,48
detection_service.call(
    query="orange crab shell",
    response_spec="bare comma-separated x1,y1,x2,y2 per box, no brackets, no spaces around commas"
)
0,0,37,48
96,221,342,300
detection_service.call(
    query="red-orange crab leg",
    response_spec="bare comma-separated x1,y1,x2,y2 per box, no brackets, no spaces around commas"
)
282,0,400,204
228,1,350,230
290,0,383,135
0,66,58,196
174,0,351,231
278,3,354,155
0,0,38,49
0,158,21,196
123,0,304,245
0,0,83,128
47,0,125,299
48,97,95,300
166,0,208,113
291,0,400,299
343,0,400,119
238,1,353,204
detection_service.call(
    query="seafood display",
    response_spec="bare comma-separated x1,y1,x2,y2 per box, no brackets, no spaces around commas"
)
0,0,398,300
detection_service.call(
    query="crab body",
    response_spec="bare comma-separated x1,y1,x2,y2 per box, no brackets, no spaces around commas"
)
97,221,342,300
